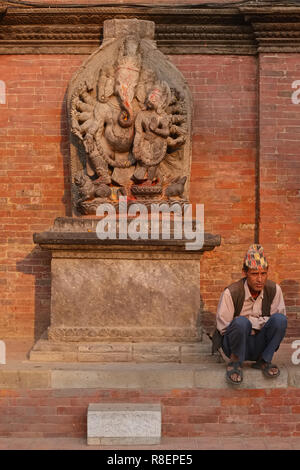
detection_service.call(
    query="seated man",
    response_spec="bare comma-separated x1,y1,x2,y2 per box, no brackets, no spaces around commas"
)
215,244,287,385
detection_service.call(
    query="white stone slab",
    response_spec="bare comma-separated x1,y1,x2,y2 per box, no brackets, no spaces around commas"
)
0,341,6,365
87,403,161,445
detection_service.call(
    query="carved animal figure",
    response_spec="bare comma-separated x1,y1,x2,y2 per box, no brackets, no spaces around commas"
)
165,176,187,199
74,173,111,202
94,183,112,199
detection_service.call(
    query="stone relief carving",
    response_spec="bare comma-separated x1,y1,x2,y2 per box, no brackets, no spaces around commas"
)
68,19,192,215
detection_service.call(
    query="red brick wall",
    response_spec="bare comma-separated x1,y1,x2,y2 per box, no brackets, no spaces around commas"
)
0,388,299,438
259,54,300,340
173,55,257,332
0,51,299,341
0,56,82,338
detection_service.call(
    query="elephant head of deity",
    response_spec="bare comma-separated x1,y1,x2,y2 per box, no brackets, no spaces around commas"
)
114,36,142,128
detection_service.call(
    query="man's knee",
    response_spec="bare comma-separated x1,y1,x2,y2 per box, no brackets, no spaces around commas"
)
267,313,287,331
230,316,252,333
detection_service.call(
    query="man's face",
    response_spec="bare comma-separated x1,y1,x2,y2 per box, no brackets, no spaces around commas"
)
244,267,268,292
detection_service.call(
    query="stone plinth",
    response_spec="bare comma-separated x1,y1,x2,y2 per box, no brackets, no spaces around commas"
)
49,254,200,342
87,403,161,445
31,217,220,361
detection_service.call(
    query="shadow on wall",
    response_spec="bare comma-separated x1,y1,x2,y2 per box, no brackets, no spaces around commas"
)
14,92,73,342
16,247,52,342
199,295,216,337
60,90,72,217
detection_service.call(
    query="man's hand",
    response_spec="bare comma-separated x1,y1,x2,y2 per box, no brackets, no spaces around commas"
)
251,329,257,336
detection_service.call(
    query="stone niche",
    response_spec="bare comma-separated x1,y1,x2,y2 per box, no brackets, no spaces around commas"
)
31,19,221,362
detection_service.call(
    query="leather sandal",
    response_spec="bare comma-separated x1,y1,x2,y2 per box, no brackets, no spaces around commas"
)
252,359,280,378
226,361,243,385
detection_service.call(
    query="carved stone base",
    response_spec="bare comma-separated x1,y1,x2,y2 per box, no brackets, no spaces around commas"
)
48,254,201,342
48,326,200,343
32,217,220,362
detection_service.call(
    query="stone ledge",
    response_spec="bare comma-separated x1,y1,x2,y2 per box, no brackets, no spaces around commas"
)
0,360,299,391
0,4,255,55
2,2,300,55
1,340,298,391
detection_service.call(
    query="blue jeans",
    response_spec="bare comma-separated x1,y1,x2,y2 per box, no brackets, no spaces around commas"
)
222,313,287,363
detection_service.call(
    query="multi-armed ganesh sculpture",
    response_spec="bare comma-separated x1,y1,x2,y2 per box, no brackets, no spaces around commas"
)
67,19,192,215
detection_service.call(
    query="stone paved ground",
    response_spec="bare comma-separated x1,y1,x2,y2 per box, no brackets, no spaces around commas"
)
0,436,300,450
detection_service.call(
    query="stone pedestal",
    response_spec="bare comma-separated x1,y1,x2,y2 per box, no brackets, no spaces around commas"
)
49,255,200,342
31,217,220,361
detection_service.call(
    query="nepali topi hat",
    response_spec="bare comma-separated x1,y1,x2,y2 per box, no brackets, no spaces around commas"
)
244,244,268,270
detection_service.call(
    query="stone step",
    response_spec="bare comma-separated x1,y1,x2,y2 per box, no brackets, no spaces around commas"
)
29,339,214,363
87,403,161,446
0,361,298,390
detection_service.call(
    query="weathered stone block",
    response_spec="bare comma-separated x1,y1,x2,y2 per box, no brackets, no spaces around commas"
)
48,254,201,343
133,343,180,362
87,403,161,445
0,370,50,389
51,365,195,389
78,352,132,362
103,18,155,41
